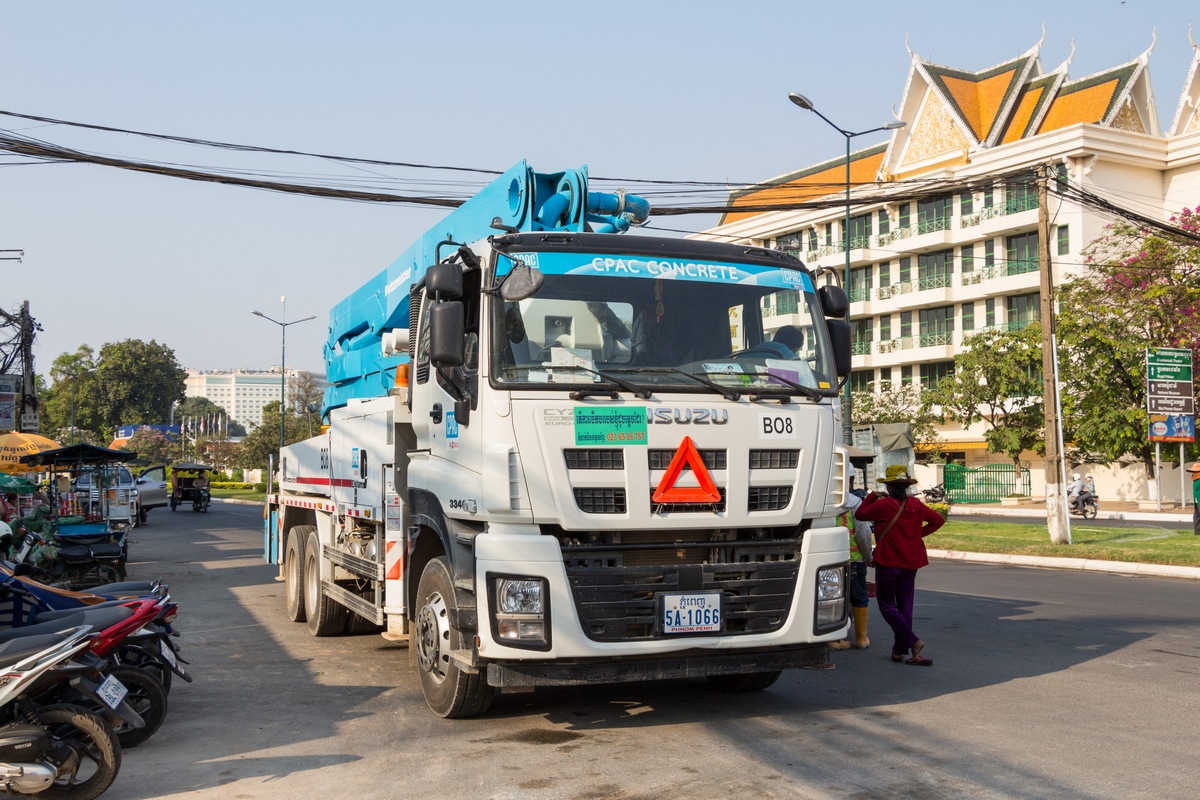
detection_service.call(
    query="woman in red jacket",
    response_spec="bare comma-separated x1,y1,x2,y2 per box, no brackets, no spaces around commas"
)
854,465,945,666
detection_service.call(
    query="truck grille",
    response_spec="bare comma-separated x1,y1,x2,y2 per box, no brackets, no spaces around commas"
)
573,488,626,514
553,526,801,642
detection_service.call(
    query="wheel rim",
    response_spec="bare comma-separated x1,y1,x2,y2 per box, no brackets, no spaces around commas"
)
304,549,319,614
416,590,450,683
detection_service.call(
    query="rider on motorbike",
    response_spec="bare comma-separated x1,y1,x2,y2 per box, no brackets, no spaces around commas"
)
1067,472,1083,510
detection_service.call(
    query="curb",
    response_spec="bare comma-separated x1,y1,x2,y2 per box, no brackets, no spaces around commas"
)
953,505,1191,524
929,549,1200,581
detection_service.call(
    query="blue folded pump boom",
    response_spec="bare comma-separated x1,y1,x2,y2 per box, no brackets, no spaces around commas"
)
322,160,650,415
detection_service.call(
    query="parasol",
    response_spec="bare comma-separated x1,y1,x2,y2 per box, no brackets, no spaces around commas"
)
0,432,62,475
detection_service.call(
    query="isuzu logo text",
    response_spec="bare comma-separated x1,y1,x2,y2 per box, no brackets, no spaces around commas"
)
646,408,729,425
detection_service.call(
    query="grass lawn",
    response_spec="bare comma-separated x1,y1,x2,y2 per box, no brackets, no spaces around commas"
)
212,487,266,502
931,519,1200,568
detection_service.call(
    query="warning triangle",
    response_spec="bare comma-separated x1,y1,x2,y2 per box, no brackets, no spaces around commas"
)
652,436,721,504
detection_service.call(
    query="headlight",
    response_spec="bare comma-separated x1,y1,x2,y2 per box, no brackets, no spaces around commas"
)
490,575,550,650
817,566,845,601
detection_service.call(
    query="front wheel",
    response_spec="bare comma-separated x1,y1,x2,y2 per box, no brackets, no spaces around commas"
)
414,556,494,718
706,671,782,692
98,666,168,749
1083,501,1098,520
36,704,122,800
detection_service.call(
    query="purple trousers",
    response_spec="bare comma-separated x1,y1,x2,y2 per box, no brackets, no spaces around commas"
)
874,565,919,657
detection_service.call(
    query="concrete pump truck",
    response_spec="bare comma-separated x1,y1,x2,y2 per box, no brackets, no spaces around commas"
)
264,161,855,717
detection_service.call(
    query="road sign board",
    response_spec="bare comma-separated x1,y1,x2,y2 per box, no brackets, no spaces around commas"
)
1146,348,1195,442
1148,413,1195,442
1147,380,1192,398
1148,363,1193,382
1149,396,1196,414
1147,347,1192,366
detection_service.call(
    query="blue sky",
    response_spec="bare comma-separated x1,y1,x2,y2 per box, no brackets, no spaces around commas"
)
2,0,1195,377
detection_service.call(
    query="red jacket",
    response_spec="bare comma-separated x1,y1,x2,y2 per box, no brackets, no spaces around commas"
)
854,492,945,570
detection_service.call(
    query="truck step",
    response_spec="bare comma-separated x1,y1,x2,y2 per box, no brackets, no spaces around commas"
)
323,581,385,625
324,547,385,581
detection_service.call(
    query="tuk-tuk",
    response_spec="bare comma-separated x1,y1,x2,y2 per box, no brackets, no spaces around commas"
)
170,463,215,512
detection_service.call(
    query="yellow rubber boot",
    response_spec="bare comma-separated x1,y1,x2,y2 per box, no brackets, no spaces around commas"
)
852,606,871,649
829,637,851,650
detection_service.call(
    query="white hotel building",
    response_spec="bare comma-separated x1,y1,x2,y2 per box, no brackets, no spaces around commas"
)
185,367,326,431
702,35,1200,500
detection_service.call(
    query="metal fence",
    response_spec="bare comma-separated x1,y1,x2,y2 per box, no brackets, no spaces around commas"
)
943,462,1031,503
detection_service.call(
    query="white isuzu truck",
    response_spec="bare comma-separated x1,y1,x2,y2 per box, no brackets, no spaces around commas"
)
264,161,855,717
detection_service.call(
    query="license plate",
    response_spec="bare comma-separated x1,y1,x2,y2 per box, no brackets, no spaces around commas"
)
96,674,128,710
659,592,722,635
159,639,178,669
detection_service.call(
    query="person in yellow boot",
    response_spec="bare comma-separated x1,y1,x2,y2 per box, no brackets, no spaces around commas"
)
830,466,873,650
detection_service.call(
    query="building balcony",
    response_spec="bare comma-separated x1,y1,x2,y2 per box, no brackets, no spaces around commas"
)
852,340,873,355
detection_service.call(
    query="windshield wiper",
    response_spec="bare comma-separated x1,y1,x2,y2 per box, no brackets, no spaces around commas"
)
544,365,654,399
668,369,742,401
752,372,824,403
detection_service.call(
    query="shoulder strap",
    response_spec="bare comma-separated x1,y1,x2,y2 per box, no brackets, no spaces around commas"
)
874,499,906,545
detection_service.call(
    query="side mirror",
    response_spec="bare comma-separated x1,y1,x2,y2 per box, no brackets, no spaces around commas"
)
826,319,852,378
819,284,849,319
12,562,34,577
428,302,465,367
426,263,463,300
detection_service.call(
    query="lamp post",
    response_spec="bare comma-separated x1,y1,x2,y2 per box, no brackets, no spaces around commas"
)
252,297,316,455
788,92,906,446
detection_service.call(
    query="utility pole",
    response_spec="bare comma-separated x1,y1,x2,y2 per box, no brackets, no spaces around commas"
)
1039,166,1070,545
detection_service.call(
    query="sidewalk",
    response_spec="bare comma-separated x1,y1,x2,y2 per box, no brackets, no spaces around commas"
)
938,498,1200,581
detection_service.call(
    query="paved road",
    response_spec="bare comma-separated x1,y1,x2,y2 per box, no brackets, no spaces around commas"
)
102,504,1198,800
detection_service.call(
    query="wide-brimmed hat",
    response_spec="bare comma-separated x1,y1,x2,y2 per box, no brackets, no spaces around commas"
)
1187,462,1200,474
878,464,918,486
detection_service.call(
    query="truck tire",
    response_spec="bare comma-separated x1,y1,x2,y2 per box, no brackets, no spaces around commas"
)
305,529,348,636
344,586,384,635
706,671,782,692
414,557,494,718
284,527,309,623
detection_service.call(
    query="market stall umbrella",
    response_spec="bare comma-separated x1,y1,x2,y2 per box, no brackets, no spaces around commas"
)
0,473,38,494
0,432,62,474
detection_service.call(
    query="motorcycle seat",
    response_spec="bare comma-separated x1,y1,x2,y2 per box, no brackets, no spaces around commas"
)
33,603,135,623
56,543,124,564
0,613,91,644
0,631,84,665
89,581,159,596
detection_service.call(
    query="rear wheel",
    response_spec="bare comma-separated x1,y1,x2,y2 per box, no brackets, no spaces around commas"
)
304,530,348,636
284,527,309,623
114,642,173,695
414,557,494,718
102,666,168,748
36,704,122,800
1083,500,1098,519
706,671,782,692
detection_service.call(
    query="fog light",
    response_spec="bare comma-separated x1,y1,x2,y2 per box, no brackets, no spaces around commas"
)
816,599,845,627
497,619,546,640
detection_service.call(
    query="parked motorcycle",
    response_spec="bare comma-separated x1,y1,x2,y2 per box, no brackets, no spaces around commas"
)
9,530,127,590
1069,491,1100,519
922,484,951,503
0,600,169,749
0,625,124,799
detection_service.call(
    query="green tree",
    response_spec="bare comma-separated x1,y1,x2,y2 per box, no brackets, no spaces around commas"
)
1057,207,1200,477
288,370,324,439
121,427,176,465
38,346,102,443
933,324,1045,468
851,381,940,451
177,396,246,437
92,340,186,435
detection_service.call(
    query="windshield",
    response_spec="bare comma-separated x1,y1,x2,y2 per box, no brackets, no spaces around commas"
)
490,249,836,395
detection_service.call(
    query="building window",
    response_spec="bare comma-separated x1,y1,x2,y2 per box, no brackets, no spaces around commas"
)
962,302,975,331
898,203,911,229
918,249,954,289
900,311,912,339
919,306,955,346
1005,174,1039,214
1057,225,1070,256
921,361,955,390
960,191,974,216
961,245,974,273
983,185,994,208
985,298,996,327
1007,292,1041,329
899,257,911,284
984,239,995,268
847,213,872,249
824,223,833,246
850,370,873,393
1006,232,1039,274
878,261,891,288
917,194,952,233
880,315,892,341
878,209,890,235
808,228,818,252
901,365,913,384
852,318,873,344
850,266,873,302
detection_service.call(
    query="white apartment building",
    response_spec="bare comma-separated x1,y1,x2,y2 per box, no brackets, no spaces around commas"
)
703,35,1200,499
185,367,327,431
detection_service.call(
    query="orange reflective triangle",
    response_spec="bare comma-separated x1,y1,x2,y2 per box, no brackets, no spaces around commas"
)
652,435,721,504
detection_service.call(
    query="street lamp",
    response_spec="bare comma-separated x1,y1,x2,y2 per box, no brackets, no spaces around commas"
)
788,92,906,446
252,297,316,454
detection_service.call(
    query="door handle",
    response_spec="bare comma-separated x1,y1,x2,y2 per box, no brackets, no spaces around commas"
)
430,403,443,424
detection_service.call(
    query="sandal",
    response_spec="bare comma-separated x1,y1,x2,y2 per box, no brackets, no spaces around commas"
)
905,655,933,666
890,653,904,662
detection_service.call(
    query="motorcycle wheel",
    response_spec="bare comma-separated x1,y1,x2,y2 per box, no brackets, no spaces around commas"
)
77,565,124,590
35,704,122,800
104,665,169,748
1083,501,1098,520
114,642,173,695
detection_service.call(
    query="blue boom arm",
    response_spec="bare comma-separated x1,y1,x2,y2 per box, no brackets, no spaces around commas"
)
322,161,649,414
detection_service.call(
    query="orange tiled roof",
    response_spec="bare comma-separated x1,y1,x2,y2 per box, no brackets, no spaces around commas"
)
720,146,887,226
922,56,1033,142
998,72,1062,144
1037,63,1138,134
